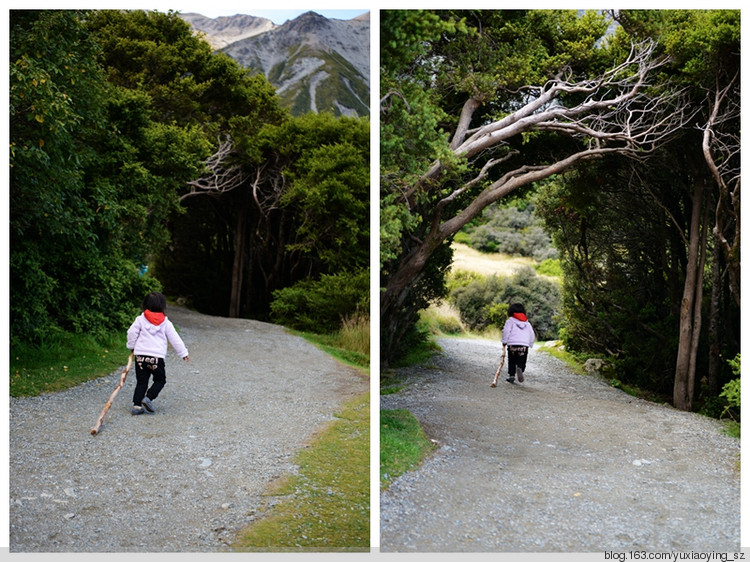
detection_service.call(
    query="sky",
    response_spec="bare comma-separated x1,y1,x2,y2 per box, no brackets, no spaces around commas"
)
10,3,369,24
184,9,369,23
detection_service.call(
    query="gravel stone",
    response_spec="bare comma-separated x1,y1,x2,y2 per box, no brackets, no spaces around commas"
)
10,307,367,552
380,338,740,552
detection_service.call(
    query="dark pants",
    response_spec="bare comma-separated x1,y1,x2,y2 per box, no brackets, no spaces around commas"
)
132,355,166,405
507,345,528,377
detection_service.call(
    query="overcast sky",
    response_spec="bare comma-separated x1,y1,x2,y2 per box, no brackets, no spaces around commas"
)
9,4,368,25
186,9,369,23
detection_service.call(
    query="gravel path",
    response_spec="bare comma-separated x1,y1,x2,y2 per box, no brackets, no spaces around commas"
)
380,338,740,552
9,306,367,552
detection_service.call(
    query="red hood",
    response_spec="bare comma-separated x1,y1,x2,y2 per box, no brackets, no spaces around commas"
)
144,310,165,326
512,312,528,322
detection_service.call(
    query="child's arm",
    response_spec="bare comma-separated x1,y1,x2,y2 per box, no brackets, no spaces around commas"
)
126,320,140,351
165,321,189,360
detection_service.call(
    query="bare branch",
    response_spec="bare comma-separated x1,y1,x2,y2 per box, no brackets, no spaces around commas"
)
180,136,247,202
436,149,518,210
406,40,687,206
700,70,741,305
380,89,411,113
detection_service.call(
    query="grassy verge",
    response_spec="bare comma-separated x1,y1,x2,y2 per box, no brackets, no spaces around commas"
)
536,341,585,375
234,392,370,552
10,331,129,397
380,408,437,489
293,314,369,371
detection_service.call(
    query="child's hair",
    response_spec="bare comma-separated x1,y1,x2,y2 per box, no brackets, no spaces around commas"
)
142,291,167,313
508,303,526,316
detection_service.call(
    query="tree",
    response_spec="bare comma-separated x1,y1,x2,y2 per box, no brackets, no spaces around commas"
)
84,9,291,319
159,112,370,323
531,10,740,410
613,9,740,410
9,9,279,343
10,10,164,340
380,10,690,364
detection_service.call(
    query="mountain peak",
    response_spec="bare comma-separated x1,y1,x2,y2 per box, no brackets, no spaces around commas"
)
285,11,331,33
180,11,370,117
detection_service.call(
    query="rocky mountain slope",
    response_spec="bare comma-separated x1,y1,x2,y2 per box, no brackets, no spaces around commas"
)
180,13,276,49
182,11,369,117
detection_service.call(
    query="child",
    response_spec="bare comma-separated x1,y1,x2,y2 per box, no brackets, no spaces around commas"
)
501,303,535,384
126,292,189,415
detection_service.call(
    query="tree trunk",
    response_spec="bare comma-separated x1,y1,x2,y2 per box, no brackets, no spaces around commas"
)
673,176,708,411
228,202,247,318
707,240,722,397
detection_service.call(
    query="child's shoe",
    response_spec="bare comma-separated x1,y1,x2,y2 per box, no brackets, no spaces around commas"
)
141,397,155,414
506,376,515,384
516,366,524,383
132,405,145,415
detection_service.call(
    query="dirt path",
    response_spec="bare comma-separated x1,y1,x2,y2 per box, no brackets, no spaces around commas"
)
380,338,740,552
9,307,368,552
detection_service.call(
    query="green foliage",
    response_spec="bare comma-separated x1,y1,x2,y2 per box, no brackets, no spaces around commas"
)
697,354,739,435
157,111,369,320
720,355,740,416
536,258,563,278
535,160,689,395
277,113,370,272
10,330,128,397
449,267,560,340
615,10,740,85
10,8,290,353
270,270,369,334
461,203,558,261
446,270,484,293
486,303,510,329
10,10,169,342
380,408,437,488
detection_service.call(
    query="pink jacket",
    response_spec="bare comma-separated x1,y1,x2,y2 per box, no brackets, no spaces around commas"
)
126,313,188,359
502,316,536,348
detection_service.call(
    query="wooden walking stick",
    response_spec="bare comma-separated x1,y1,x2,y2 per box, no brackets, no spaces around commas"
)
91,353,133,435
490,345,507,387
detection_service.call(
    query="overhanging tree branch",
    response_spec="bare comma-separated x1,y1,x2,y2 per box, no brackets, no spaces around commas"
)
383,39,692,322
406,40,687,206
180,136,247,201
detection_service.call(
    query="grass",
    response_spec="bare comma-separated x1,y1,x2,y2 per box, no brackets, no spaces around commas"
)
380,408,437,489
293,313,369,371
235,312,370,551
10,330,130,397
233,392,370,552
536,341,585,375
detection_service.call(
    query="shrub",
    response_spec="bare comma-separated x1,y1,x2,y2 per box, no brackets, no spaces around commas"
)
449,267,560,339
449,275,503,330
462,204,557,261
720,354,740,421
486,302,510,329
270,269,369,333
536,258,563,277
446,269,484,293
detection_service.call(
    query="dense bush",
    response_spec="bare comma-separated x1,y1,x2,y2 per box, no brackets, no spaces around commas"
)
449,267,560,339
270,269,369,333
721,355,740,418
463,204,557,261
